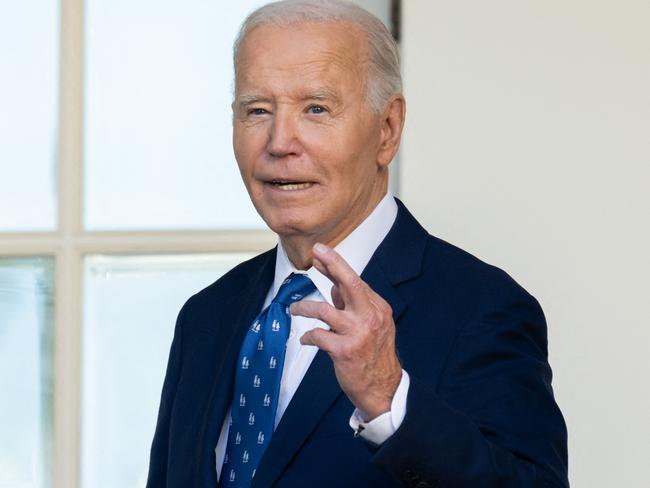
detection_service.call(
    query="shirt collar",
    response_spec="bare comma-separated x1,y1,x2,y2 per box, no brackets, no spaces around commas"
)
271,192,398,305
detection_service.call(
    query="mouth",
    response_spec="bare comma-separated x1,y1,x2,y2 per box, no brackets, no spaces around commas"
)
266,180,315,191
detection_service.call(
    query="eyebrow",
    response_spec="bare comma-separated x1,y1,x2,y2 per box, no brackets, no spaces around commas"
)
302,88,340,103
236,95,271,111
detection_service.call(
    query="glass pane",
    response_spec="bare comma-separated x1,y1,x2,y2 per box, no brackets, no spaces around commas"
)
0,257,54,488
81,253,254,488
83,1,268,231
0,2,59,231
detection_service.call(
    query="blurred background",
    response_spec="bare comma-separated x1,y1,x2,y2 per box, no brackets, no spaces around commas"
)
0,1,648,487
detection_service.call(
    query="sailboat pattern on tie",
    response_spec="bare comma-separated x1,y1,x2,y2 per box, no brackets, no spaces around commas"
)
219,273,316,487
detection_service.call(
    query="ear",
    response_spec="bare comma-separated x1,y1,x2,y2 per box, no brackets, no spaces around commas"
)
377,95,406,168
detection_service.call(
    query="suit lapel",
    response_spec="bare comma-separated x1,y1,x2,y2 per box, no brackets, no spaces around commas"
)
195,249,277,487
252,199,429,487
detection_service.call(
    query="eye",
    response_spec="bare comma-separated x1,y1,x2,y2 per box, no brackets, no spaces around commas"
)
248,107,269,116
307,105,327,115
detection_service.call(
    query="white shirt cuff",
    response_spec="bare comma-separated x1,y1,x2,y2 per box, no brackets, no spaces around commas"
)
348,370,410,446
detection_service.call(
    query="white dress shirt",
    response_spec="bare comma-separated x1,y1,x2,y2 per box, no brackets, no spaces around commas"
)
215,193,410,479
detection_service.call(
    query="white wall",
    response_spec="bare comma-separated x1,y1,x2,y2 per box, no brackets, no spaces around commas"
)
401,1,650,486
353,0,391,26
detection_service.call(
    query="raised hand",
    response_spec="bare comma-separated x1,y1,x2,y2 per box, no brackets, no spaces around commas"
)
291,243,402,420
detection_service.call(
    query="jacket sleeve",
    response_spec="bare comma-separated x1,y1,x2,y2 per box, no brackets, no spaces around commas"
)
146,301,188,487
371,280,569,488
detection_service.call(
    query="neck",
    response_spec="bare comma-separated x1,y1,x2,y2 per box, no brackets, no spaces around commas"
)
280,188,387,270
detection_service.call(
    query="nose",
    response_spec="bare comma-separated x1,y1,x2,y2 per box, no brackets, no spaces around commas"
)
267,108,301,159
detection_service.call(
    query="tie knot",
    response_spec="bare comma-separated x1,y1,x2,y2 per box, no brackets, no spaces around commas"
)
273,273,316,305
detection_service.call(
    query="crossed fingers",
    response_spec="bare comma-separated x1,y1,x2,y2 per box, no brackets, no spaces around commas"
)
290,242,387,352
289,242,401,419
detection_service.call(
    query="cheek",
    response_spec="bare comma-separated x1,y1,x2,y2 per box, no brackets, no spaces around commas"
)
234,128,264,180
327,144,374,186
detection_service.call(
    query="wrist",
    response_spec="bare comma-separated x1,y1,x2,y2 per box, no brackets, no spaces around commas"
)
356,369,402,420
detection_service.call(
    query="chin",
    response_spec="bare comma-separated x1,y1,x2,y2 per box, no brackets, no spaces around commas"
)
257,203,309,231
262,212,318,238
267,219,313,238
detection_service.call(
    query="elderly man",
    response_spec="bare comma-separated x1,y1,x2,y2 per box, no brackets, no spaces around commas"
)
147,1,568,487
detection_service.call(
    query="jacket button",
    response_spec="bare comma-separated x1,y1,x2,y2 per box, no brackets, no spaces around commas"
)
401,468,418,484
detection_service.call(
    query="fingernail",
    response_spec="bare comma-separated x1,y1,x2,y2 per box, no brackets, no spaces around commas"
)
314,242,327,254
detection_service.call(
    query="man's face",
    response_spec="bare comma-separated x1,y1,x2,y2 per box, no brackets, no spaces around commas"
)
233,22,390,246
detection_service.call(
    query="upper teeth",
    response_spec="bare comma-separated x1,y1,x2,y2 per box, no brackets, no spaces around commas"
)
273,182,312,190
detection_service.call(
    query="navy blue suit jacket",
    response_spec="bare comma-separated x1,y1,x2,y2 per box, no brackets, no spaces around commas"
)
147,200,568,487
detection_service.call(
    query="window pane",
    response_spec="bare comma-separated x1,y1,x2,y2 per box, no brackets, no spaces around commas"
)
83,1,268,231
81,253,254,488
0,257,54,488
0,2,58,231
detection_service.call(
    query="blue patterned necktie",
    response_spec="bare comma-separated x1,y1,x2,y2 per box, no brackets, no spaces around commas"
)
220,273,316,487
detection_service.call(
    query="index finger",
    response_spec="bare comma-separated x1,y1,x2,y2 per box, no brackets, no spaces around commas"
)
312,242,366,307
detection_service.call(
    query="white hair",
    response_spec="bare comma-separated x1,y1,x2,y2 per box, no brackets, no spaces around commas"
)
233,0,402,112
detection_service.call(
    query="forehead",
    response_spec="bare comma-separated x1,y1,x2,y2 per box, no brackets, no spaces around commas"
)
235,22,368,96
